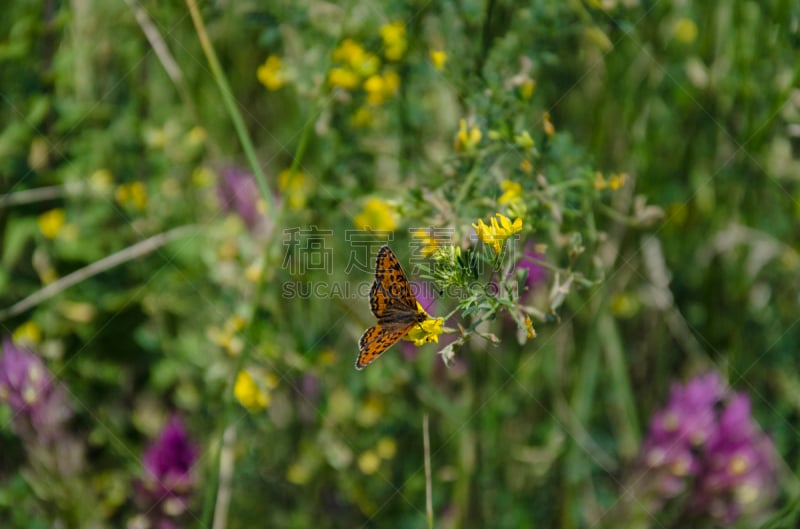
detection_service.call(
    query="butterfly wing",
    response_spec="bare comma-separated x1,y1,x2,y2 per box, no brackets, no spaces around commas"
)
355,322,416,370
369,246,420,321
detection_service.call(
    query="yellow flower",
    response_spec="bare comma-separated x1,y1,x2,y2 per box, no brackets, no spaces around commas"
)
332,39,379,79
429,49,447,70
328,67,360,90
357,450,381,475
354,198,398,232
455,119,482,151
608,172,627,190
593,171,607,190
357,395,384,427
380,21,407,61
514,130,534,149
278,169,310,210
364,70,400,105
186,126,207,147
412,228,440,257
234,370,271,411
472,213,523,254
13,321,42,346
542,112,555,137
520,79,536,100
38,209,65,239
498,180,522,206
404,303,444,346
519,159,533,174
89,169,113,195
524,315,536,339
674,18,698,44
376,437,397,459
115,182,147,210
286,462,311,485
350,106,373,128
257,55,286,91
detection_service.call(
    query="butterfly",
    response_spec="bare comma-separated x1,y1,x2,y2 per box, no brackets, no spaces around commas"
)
355,245,427,370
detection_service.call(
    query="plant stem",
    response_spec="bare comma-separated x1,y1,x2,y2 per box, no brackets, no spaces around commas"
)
185,0,275,214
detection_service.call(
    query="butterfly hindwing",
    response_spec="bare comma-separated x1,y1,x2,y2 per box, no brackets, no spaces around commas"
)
355,323,416,370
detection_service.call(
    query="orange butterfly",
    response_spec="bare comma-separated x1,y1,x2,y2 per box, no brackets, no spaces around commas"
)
355,245,427,370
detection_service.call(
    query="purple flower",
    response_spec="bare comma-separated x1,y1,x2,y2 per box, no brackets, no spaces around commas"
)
0,338,71,441
638,372,777,524
217,165,261,228
143,415,198,494
136,416,198,529
516,242,547,292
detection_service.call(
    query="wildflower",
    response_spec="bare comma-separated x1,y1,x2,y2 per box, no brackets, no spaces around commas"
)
455,119,482,151
12,321,42,346
380,21,407,61
234,370,272,411
0,339,71,440
674,18,698,44
524,315,536,339
38,208,65,239
608,172,627,190
333,39,379,77
328,67,360,90
517,242,547,291
186,126,207,147
472,213,523,254
519,158,533,174
217,166,261,228
430,49,447,70
638,372,777,524
404,303,444,346
514,130,535,150
354,197,398,231
350,106,373,128
376,437,397,459
137,416,197,528
542,112,555,137
89,169,114,195
412,227,443,257
278,169,310,210
519,79,536,100
357,395,384,427
257,55,286,91
358,450,381,474
115,181,147,210
364,70,400,106
498,180,523,206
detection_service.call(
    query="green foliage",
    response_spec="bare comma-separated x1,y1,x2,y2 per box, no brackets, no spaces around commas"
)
1,1,799,528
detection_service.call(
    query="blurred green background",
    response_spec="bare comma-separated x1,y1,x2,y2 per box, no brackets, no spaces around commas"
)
1,1,799,528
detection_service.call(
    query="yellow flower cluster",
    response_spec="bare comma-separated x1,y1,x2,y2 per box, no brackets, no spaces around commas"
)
473,213,523,254
404,303,444,346
594,172,627,191
234,369,278,411
455,119,482,151
498,180,522,205
357,437,398,475
354,198,398,231
328,27,404,108
115,181,147,210
412,228,441,257
380,21,407,61
278,169,310,210
257,55,287,91
207,315,247,356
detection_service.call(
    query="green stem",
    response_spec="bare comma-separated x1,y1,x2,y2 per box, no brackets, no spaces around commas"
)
185,0,276,215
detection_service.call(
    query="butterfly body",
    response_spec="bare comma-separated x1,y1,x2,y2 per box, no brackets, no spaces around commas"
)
356,246,425,370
